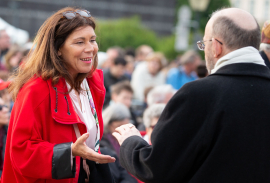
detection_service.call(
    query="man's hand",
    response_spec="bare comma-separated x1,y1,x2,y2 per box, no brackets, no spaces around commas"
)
112,124,142,146
71,133,116,164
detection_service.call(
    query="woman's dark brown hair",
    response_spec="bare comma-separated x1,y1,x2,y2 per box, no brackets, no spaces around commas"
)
9,7,98,100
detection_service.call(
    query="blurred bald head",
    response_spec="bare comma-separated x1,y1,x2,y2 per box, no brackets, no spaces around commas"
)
207,8,261,50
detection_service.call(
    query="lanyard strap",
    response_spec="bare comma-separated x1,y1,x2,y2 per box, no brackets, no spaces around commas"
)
84,79,100,153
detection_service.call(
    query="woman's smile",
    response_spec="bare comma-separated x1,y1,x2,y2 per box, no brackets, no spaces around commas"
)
80,57,92,63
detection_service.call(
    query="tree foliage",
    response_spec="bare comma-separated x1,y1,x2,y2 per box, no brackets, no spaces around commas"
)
177,0,231,32
96,16,178,60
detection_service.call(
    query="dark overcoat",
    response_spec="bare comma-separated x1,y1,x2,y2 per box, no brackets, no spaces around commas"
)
120,63,270,183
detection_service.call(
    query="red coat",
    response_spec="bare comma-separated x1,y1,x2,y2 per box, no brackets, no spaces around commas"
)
1,70,105,183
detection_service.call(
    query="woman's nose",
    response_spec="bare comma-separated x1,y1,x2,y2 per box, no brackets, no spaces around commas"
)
85,42,94,52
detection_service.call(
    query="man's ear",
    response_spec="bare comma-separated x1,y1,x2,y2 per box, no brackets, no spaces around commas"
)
212,38,222,58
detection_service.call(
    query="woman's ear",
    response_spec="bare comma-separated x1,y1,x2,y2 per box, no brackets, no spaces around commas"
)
58,50,62,56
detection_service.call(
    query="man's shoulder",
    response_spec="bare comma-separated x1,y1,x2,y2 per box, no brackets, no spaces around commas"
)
181,76,215,90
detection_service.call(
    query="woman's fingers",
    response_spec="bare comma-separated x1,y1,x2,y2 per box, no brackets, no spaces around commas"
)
72,133,116,163
86,149,115,164
77,133,89,144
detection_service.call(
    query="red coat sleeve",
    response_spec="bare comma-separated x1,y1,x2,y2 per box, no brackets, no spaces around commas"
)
9,89,55,179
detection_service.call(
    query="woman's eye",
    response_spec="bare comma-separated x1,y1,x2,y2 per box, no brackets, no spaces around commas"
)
91,40,96,43
76,42,84,44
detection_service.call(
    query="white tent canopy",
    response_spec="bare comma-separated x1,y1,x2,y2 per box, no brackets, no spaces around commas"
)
0,17,29,46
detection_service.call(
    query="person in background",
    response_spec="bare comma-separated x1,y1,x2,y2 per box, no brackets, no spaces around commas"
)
134,45,153,64
4,45,23,72
103,57,129,108
110,81,138,127
166,50,201,90
0,30,11,58
138,85,175,132
0,30,11,71
146,84,176,106
124,55,135,80
259,20,270,69
100,103,137,183
131,52,166,102
196,63,208,79
0,79,12,112
103,46,125,69
0,80,10,177
97,51,108,69
142,104,165,145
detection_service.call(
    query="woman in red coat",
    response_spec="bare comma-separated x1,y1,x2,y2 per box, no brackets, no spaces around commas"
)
1,7,115,183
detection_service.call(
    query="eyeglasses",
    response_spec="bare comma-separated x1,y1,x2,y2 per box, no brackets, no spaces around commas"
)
197,39,223,50
62,10,91,19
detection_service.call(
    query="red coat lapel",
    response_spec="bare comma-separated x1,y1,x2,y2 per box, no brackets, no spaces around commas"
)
47,69,105,138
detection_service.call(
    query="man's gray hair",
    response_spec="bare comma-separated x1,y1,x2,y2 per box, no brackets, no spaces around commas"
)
102,103,131,132
211,10,261,50
143,103,166,128
147,84,176,106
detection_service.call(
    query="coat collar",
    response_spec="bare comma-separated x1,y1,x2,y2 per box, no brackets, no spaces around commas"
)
210,63,270,80
47,69,105,136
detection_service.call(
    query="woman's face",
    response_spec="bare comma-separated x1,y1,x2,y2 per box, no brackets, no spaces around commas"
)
58,26,98,78
148,59,161,75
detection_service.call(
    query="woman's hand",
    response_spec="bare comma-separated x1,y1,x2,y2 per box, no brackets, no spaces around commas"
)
71,133,115,164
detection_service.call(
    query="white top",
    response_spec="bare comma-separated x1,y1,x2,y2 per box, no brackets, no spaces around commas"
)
66,79,97,150
131,62,166,101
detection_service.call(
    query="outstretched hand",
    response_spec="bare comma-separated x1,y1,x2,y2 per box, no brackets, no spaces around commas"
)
112,124,142,146
71,133,115,164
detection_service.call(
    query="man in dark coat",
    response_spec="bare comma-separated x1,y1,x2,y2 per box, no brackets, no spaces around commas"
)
112,8,270,183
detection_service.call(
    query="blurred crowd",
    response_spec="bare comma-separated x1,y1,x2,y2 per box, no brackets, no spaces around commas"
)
0,28,209,182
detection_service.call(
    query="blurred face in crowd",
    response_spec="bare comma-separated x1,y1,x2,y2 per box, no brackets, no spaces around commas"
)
104,49,119,68
109,118,129,133
136,46,153,61
0,97,9,127
112,90,133,108
9,52,23,68
58,26,98,78
110,64,126,78
184,57,202,74
147,59,161,75
0,30,11,51
146,117,159,141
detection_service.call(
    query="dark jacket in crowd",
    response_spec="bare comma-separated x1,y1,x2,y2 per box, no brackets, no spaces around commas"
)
260,50,270,69
103,69,129,108
119,63,270,183
100,134,137,183
0,125,7,177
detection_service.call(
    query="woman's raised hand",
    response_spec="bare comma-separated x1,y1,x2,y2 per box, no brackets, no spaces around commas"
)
71,133,115,164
